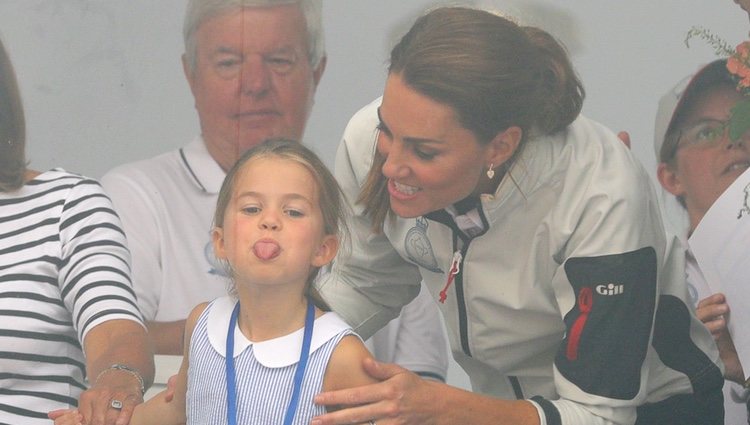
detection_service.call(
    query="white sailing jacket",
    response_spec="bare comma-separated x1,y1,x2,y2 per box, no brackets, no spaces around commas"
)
318,98,724,425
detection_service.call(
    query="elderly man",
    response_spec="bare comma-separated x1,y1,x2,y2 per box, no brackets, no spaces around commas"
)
102,0,448,385
103,0,325,356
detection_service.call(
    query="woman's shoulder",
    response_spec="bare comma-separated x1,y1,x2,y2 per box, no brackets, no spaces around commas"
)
15,168,111,208
567,116,652,192
563,115,630,155
27,168,98,186
339,98,383,179
529,115,648,190
494,116,654,224
342,97,382,141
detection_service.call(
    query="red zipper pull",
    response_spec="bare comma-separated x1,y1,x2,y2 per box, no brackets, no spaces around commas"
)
439,251,463,304
566,286,593,361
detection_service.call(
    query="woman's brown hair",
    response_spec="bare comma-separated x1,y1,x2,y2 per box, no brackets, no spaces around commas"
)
359,7,584,231
0,37,26,192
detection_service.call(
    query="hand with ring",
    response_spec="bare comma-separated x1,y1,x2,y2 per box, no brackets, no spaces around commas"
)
70,366,144,425
48,394,140,425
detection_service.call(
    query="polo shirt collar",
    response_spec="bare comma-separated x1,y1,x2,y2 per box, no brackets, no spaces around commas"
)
180,136,226,194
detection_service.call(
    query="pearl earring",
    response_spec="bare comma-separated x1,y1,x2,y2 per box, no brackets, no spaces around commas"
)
486,164,495,179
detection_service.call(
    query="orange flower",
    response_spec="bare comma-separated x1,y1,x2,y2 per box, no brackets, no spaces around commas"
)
728,50,750,90
729,58,750,77
688,28,750,93
736,41,750,59
728,55,743,74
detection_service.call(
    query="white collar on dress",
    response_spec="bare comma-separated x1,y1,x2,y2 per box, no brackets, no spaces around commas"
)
205,296,352,368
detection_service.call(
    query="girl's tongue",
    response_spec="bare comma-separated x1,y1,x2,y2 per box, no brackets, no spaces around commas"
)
253,240,281,261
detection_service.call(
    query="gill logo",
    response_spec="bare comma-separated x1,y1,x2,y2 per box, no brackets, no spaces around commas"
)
595,283,624,296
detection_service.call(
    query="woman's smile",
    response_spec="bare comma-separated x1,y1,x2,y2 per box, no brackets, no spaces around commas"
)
389,179,420,198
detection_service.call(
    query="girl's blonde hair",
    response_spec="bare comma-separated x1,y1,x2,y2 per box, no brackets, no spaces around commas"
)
214,138,347,310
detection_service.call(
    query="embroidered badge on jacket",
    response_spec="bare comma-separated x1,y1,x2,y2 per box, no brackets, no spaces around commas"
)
405,217,443,273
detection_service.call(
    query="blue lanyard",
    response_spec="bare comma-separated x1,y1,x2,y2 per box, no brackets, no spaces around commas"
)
225,300,315,425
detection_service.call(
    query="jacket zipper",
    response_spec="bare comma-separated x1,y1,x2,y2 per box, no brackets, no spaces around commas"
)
423,208,484,359
443,236,472,357
439,251,463,303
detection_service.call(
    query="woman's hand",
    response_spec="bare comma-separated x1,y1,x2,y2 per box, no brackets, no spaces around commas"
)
47,373,143,425
78,370,144,425
696,293,745,384
311,358,442,425
312,358,539,425
79,319,153,425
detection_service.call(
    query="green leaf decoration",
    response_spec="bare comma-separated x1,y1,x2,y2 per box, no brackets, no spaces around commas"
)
685,26,735,57
729,98,750,141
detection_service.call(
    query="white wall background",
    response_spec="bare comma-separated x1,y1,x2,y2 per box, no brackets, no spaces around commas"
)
1,0,747,388
2,1,748,179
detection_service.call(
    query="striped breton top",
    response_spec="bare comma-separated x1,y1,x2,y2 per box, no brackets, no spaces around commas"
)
0,169,143,424
187,296,354,425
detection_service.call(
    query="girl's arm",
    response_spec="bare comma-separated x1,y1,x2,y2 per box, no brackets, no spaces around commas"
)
323,335,379,392
129,303,209,425
316,336,538,425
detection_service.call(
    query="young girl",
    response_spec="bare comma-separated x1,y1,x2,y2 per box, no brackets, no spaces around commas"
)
51,139,377,425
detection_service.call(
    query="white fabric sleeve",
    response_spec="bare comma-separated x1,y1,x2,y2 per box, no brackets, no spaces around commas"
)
316,98,422,340
551,400,612,425
542,121,665,424
528,400,548,425
101,169,163,321
544,123,721,424
365,282,449,381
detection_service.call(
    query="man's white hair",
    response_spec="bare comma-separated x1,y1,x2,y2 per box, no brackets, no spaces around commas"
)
183,0,324,72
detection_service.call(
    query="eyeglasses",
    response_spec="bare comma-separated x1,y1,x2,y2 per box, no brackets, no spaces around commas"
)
676,119,749,150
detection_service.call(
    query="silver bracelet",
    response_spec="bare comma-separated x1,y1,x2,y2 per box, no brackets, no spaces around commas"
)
94,363,145,395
